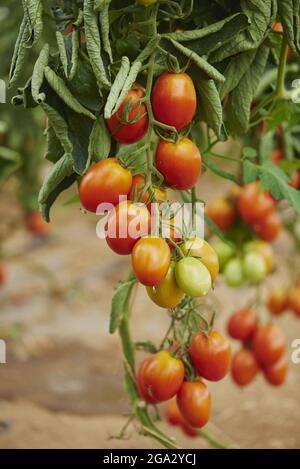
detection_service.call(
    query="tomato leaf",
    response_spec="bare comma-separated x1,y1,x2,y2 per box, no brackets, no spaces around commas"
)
197,80,224,140
88,117,111,166
278,0,300,55
202,155,238,184
110,276,136,334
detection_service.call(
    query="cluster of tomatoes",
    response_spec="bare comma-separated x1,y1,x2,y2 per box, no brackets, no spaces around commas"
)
137,329,231,431
267,279,300,317
228,309,288,387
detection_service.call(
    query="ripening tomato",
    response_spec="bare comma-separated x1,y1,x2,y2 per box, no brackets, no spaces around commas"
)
106,201,150,255
288,287,300,317
231,349,260,386
146,262,184,308
263,355,288,386
106,84,148,144
243,252,267,284
190,330,232,381
0,263,6,286
267,288,289,315
24,210,50,237
272,22,283,32
223,258,244,288
164,399,197,437
129,174,166,207
152,72,196,131
177,381,211,428
155,138,201,190
244,240,274,274
132,236,170,286
229,184,242,200
237,182,274,224
271,148,284,164
137,350,184,403
181,237,219,281
206,197,235,231
254,210,282,241
213,241,235,271
227,308,257,342
253,324,286,367
290,170,300,189
175,257,212,297
79,158,132,212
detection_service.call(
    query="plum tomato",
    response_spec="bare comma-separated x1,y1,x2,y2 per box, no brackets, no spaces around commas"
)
237,182,274,224
181,237,219,281
175,257,212,297
206,197,235,231
254,210,282,242
231,349,260,386
244,240,274,274
213,241,235,271
267,288,289,315
253,324,286,366
227,308,257,342
288,287,300,317
243,252,267,284
263,355,288,386
176,381,211,428
223,258,244,288
146,262,184,308
131,236,171,286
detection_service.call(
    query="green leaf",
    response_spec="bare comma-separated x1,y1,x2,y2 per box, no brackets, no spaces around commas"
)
110,277,136,334
202,155,239,184
218,50,256,100
242,146,257,159
99,1,113,63
104,56,130,119
31,44,49,103
23,0,43,47
88,116,111,165
278,0,300,55
197,80,224,139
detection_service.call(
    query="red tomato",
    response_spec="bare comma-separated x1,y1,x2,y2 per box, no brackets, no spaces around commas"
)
164,399,197,437
254,210,282,241
152,72,196,131
79,158,132,212
106,84,148,144
0,263,6,286
263,355,288,386
267,288,289,315
237,182,274,224
290,170,300,189
24,211,50,237
177,381,211,428
105,201,150,255
131,237,170,286
129,174,166,207
231,349,260,386
206,197,235,230
288,287,300,317
137,350,184,403
227,308,257,342
253,324,286,366
190,330,232,381
155,138,201,190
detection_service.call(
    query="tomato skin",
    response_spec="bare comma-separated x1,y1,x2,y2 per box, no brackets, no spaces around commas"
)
137,351,185,403
152,72,196,131
227,309,257,342
253,324,285,367
190,330,232,381
132,237,171,286
80,158,132,212
223,258,244,288
146,262,184,308
106,201,150,255
263,355,288,386
181,237,219,281
243,252,267,284
106,86,148,144
288,287,300,317
267,288,289,315
231,349,260,386
175,258,212,298
206,197,235,231
164,399,197,437
24,211,50,236
237,182,274,224
244,240,274,274
177,381,211,428
156,138,201,190
213,241,235,271
254,210,282,242
129,175,166,207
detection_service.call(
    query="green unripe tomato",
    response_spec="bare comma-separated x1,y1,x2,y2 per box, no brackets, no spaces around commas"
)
243,252,267,284
223,258,244,288
136,0,157,6
213,241,235,271
175,257,212,298
146,262,184,309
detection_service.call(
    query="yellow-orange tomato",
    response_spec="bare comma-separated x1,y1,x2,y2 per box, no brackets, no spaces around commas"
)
177,381,211,428
206,197,235,231
146,262,184,308
181,237,219,281
288,287,300,317
131,237,171,286
267,288,289,315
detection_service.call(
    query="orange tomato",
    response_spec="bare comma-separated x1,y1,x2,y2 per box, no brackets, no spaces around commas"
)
206,197,235,231
177,381,211,428
231,349,260,386
227,308,257,342
253,324,286,366
131,237,171,286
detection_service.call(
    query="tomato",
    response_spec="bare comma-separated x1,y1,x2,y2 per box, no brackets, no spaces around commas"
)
181,237,219,281
164,399,197,437
155,138,201,190
24,210,50,237
137,350,184,403
244,240,274,274
106,85,148,144
288,287,300,316
290,170,300,189
206,197,235,231
152,72,196,131
272,22,284,32
271,148,284,164
263,355,288,386
229,184,242,200
106,201,150,255
253,324,285,366
190,330,232,381
175,258,211,297
0,264,6,286
237,182,274,224
243,252,267,284
146,262,184,308
177,381,211,428
79,158,132,213
231,349,260,386
213,241,235,271
254,210,282,241
223,258,244,287
267,288,289,315
227,308,257,342
132,236,170,286
129,174,166,207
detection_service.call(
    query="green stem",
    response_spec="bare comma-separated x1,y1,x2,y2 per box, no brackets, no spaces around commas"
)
198,428,228,449
276,36,288,97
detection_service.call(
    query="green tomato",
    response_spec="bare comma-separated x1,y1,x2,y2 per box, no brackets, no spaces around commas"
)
213,241,235,271
136,0,157,6
223,258,244,288
243,252,267,284
146,262,185,309
175,257,212,298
